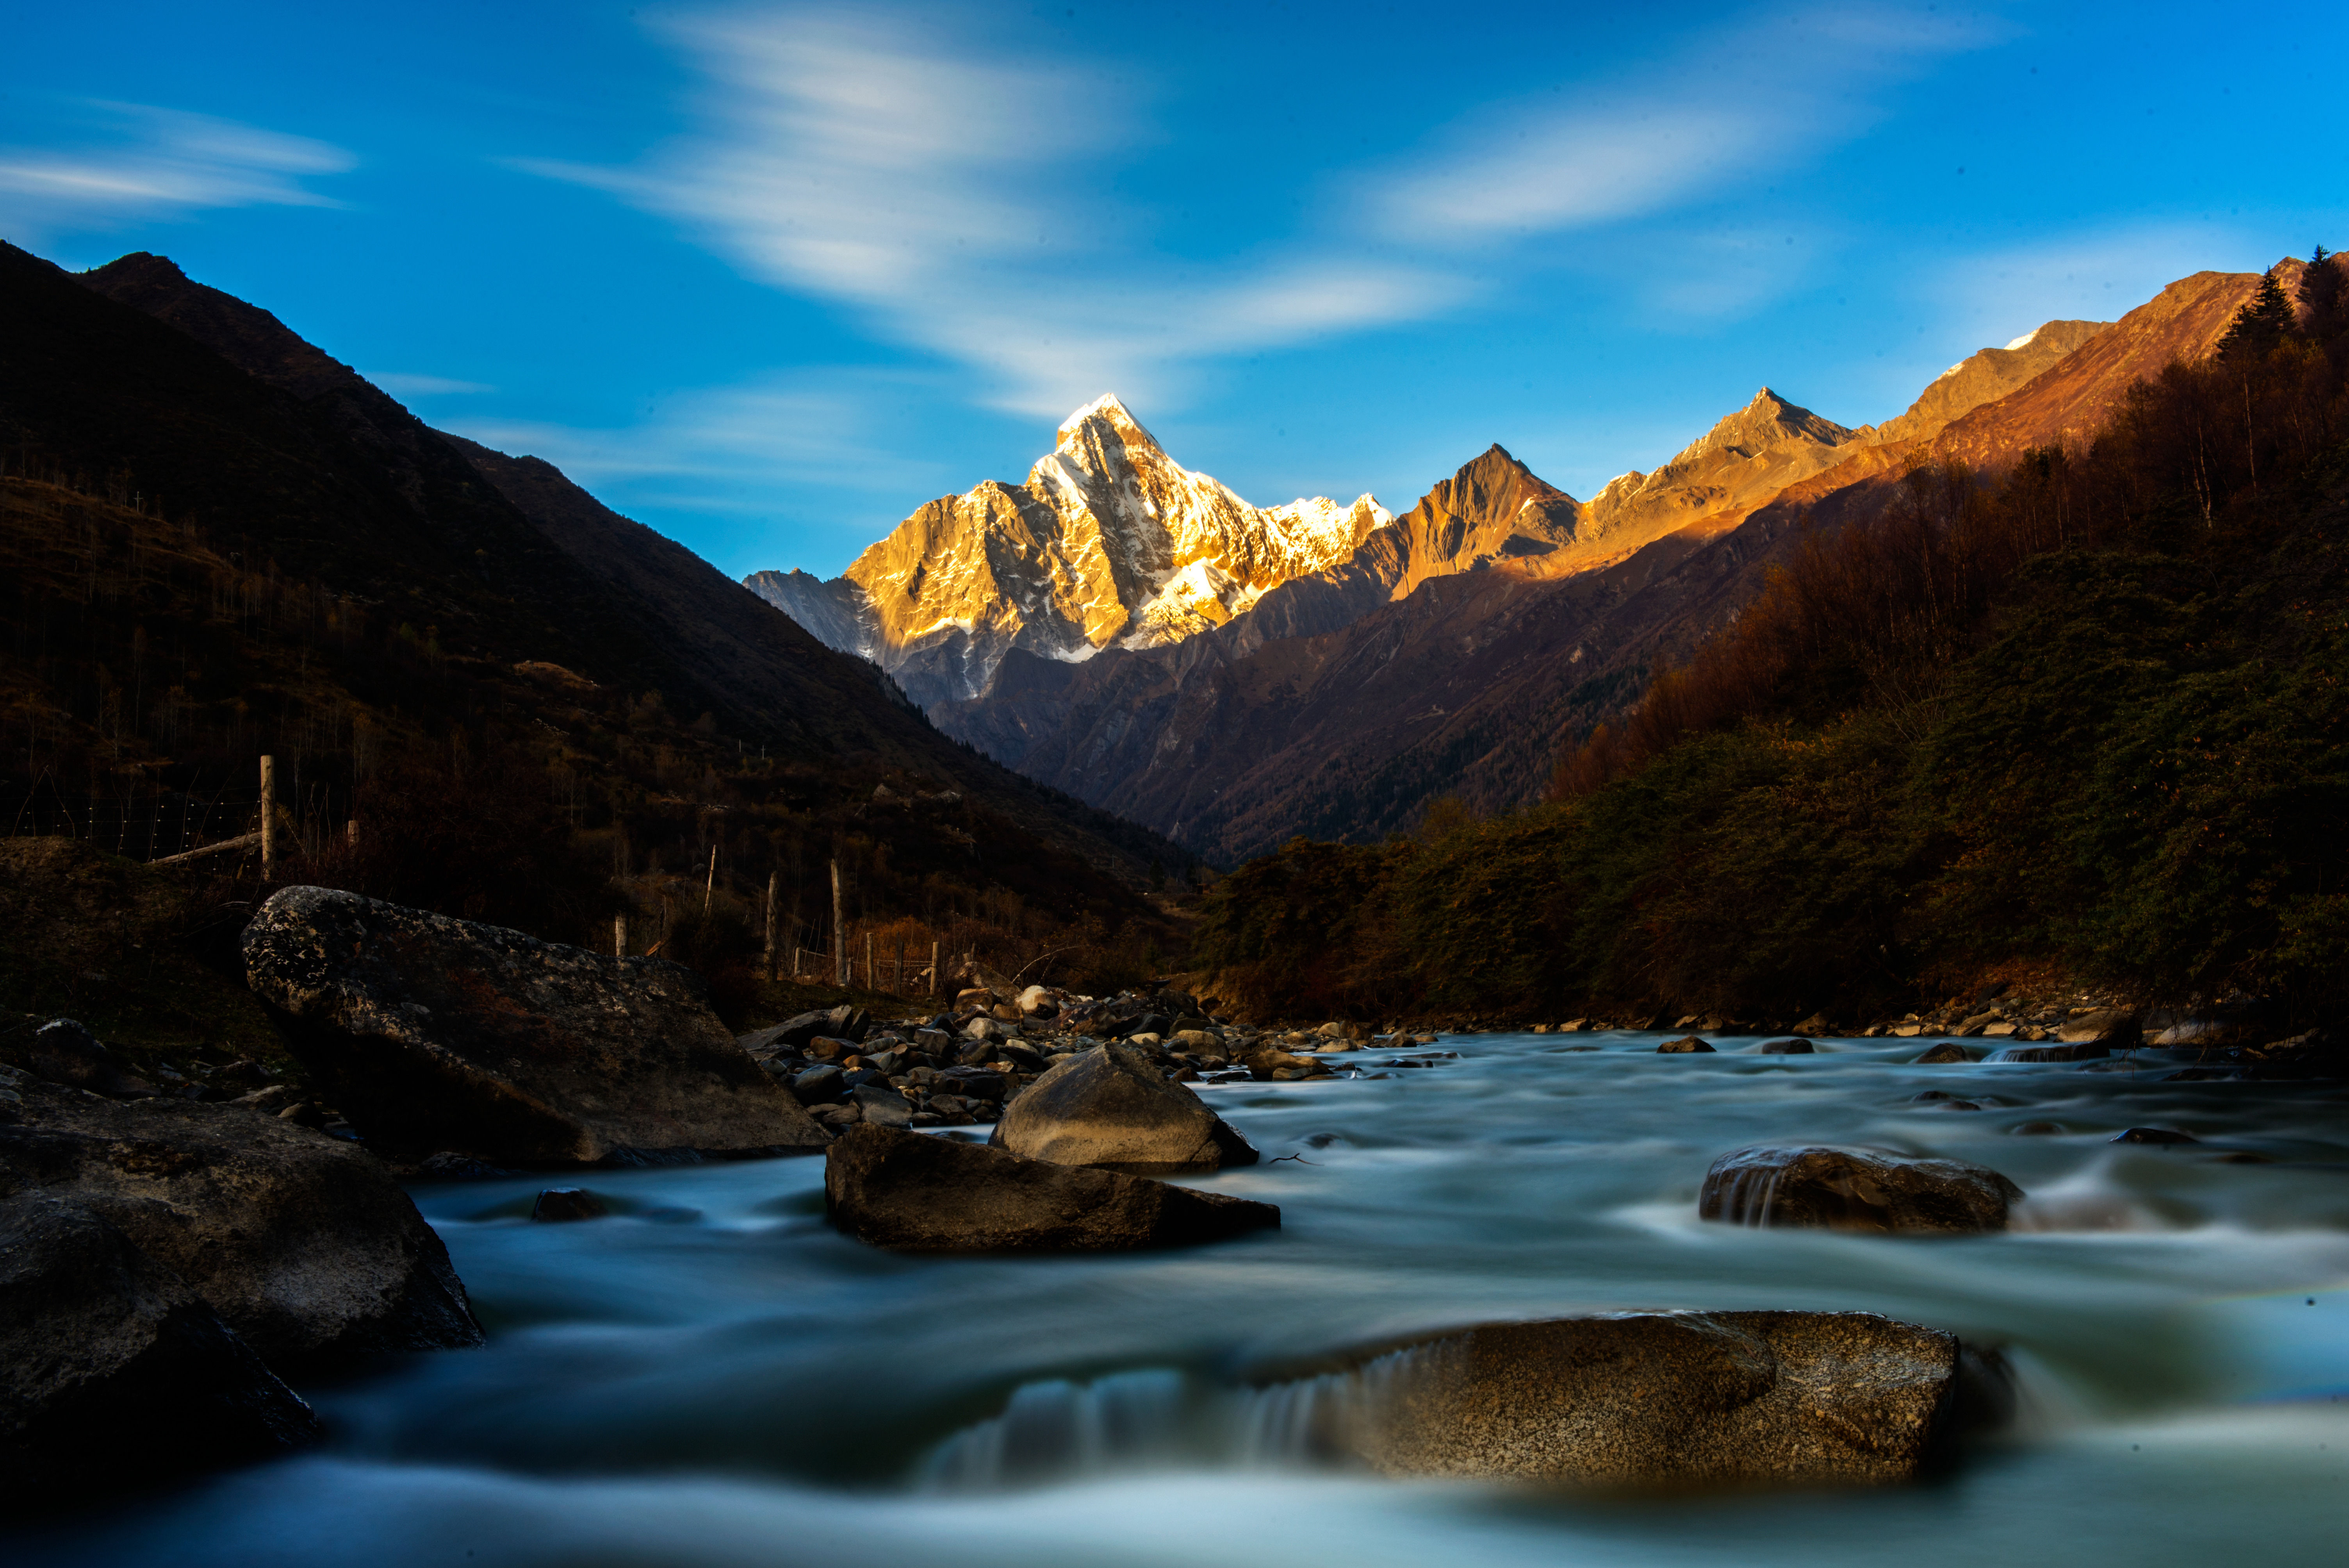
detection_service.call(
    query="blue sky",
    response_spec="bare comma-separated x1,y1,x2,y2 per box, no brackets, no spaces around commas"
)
5,2,2344,581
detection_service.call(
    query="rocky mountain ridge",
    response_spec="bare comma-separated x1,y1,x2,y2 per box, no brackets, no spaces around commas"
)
919,271,2288,864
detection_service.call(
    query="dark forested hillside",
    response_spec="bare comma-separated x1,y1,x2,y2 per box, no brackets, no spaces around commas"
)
1196,253,2349,1029
1,242,1191,1037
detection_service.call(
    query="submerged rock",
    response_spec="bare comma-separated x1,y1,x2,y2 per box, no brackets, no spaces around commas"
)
1757,1038,1815,1055
824,1124,1278,1252
0,1085,481,1375
990,1044,1258,1172
2111,1126,2198,1144
243,886,829,1165
1989,1041,2109,1063
1912,1042,1975,1064
530,1187,606,1222
1658,1036,1716,1053
1698,1144,2023,1233
0,1194,321,1509
1331,1310,1986,1490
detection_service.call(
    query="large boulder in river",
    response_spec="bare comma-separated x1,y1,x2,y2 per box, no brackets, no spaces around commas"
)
990,1044,1258,1172
1,1081,481,1375
244,887,830,1165
0,1193,321,1508
1700,1145,2022,1233
825,1124,1278,1252
1335,1310,1982,1490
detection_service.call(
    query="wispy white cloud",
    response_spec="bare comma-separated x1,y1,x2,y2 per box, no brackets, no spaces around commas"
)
443,366,957,509
365,371,497,397
516,6,1465,415
0,102,352,241
1369,5,2002,244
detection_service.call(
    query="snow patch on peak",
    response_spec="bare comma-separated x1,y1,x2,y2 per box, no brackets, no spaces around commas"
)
2004,326,2041,352
1057,393,1156,448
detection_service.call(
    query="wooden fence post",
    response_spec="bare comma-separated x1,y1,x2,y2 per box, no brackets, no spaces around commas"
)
258,755,276,880
865,930,875,992
763,871,778,980
613,913,627,957
703,846,717,913
831,859,846,987
930,939,941,1000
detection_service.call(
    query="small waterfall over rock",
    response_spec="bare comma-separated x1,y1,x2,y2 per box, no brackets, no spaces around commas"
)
918,1347,1448,1490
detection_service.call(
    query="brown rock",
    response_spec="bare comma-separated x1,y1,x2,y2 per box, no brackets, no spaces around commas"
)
1913,1042,1974,1064
990,1044,1257,1172
1658,1036,1716,1053
823,1123,1278,1252
1699,1145,2022,1234
0,1194,320,1509
1328,1310,1976,1491
243,886,829,1165
1,1084,481,1376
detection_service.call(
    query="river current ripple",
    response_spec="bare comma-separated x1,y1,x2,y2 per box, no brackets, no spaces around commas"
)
17,1030,2349,1566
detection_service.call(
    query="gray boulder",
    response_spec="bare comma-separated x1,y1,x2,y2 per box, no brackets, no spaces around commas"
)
736,1010,831,1054
1699,1144,2022,1233
790,1064,846,1104
1333,1310,1983,1490
852,1082,913,1128
1,1193,320,1507
991,1044,1258,1172
243,886,829,1165
824,1124,1278,1252
1,1083,481,1375
24,1018,152,1097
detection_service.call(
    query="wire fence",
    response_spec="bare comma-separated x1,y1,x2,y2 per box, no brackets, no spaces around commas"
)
4,780,269,863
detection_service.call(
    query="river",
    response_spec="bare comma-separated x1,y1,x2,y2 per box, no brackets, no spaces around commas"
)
16,1030,2349,1565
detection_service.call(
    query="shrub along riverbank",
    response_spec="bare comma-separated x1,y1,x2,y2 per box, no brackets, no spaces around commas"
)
1196,256,2349,1030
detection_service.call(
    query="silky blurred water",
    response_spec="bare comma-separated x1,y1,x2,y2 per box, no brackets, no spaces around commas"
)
16,1031,2349,1566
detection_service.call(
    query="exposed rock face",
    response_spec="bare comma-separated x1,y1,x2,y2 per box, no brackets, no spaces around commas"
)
823,1123,1278,1252
1865,321,2109,448
0,1193,320,1507
1331,1310,1973,1490
1699,1145,2023,1233
1,1083,481,1375
243,886,830,1165
1579,389,1859,557
748,395,1391,706
989,1044,1258,1172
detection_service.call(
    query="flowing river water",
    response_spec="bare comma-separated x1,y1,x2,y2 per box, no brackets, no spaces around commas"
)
18,1030,2349,1565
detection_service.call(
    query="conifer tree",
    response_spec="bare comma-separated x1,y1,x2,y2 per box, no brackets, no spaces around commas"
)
2218,267,2296,361
2297,243,2342,340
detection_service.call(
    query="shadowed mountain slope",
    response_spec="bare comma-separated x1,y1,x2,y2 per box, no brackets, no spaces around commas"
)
11,243,1184,896
936,270,2262,864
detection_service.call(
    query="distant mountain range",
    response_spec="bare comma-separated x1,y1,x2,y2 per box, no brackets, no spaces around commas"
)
749,285,2253,863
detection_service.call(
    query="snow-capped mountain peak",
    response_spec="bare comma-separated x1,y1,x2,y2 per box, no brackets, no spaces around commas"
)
746,396,1386,707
